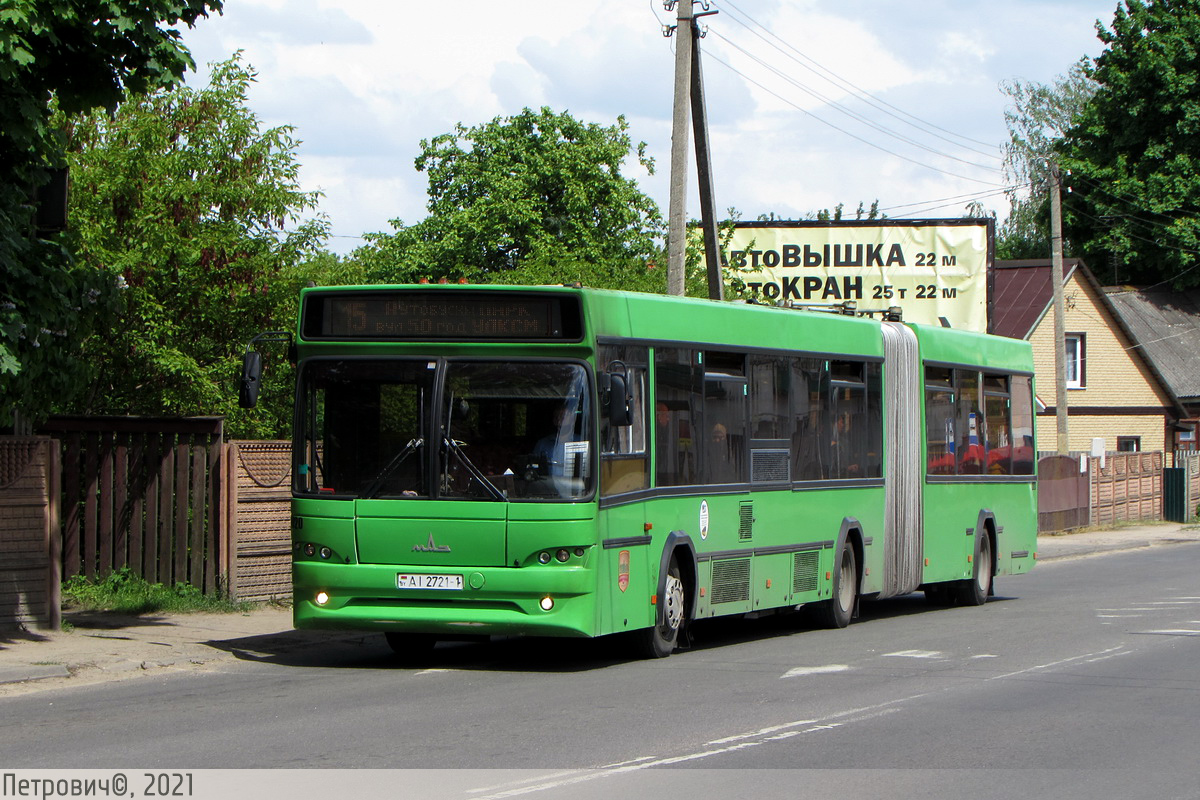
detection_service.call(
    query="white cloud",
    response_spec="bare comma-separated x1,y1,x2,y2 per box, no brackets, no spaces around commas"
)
178,0,1119,253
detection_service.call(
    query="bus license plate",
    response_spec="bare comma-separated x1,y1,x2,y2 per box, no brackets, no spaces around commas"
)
397,573,463,590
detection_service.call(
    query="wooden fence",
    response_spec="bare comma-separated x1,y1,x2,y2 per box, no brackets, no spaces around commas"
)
1091,451,1163,526
1037,455,1090,532
3,420,1192,628
1036,451,1171,532
37,417,225,593
0,437,61,630
224,441,292,603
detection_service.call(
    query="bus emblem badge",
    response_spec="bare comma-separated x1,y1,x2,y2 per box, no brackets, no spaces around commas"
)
413,534,451,553
618,550,630,592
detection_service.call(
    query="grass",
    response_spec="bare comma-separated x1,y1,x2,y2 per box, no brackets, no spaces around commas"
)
62,568,252,615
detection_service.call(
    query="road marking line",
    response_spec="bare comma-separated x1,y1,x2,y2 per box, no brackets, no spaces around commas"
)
882,649,944,659
780,664,851,679
707,719,818,744
470,645,1142,798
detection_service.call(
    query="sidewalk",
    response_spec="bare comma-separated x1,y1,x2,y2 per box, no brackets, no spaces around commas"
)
2,521,1197,694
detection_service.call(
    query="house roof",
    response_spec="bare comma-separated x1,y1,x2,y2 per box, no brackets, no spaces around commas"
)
1105,288,1200,403
990,258,1193,415
991,258,1079,340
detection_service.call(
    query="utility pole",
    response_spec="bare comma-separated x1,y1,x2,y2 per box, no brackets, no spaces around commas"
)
665,2,722,299
1050,162,1069,454
666,0,693,297
690,12,723,301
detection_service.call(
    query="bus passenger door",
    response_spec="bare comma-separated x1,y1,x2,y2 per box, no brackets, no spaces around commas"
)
597,345,653,636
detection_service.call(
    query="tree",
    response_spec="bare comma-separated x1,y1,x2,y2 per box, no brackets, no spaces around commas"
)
353,107,665,285
1059,0,1200,287
0,0,221,429
59,55,327,438
997,60,1096,260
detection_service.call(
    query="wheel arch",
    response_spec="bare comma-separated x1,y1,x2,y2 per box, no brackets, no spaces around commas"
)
658,531,699,621
975,509,998,578
836,516,866,587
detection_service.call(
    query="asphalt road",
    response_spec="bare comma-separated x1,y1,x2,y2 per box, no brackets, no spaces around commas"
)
5,543,1200,798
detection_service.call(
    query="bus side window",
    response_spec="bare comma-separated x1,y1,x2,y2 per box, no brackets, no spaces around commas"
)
655,348,702,487
983,373,1013,475
925,366,956,475
791,358,827,481
599,344,649,496
1010,375,1035,475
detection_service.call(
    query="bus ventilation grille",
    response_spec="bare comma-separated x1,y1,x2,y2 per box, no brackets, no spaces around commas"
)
751,449,790,483
711,558,751,604
792,550,819,594
738,502,754,541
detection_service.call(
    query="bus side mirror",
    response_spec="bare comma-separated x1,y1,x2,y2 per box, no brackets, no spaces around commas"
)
600,372,632,427
239,350,264,409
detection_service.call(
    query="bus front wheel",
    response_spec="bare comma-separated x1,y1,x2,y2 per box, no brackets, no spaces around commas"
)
636,555,686,659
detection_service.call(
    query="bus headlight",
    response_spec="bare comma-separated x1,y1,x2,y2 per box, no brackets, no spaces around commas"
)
315,591,330,606
539,596,554,611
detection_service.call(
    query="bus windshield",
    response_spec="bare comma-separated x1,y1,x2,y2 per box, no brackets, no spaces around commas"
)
296,359,593,501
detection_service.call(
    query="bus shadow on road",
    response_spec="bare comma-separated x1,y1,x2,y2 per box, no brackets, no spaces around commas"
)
681,592,1019,653
204,628,635,673
203,593,1016,672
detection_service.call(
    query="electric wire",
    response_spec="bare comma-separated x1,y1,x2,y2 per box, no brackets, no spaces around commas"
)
881,186,1023,215
700,47,1009,188
714,0,1004,155
709,28,1005,174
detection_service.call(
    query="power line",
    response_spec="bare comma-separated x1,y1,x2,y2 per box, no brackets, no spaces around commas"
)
714,0,1004,157
709,29,1005,174
880,185,1027,214
701,47,1008,188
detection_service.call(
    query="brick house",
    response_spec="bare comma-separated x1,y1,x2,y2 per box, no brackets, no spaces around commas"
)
991,258,1184,453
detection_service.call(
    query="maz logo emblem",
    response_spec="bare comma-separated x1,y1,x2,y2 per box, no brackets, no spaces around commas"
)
412,533,451,553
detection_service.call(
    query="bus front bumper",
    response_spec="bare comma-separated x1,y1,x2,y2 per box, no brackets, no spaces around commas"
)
292,561,599,638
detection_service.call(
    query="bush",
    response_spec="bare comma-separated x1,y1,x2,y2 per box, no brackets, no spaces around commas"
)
62,568,249,615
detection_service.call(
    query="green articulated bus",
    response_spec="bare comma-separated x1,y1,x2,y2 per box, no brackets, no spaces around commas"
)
240,284,1038,659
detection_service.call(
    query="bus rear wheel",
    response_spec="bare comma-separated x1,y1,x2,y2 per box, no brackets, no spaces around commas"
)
818,539,858,629
957,533,993,606
636,556,686,659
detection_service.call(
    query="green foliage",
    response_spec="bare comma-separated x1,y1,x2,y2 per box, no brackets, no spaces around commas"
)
1060,1,1200,287
1,0,221,428
998,60,1096,261
353,107,665,287
62,567,250,615
58,55,328,438
754,201,884,223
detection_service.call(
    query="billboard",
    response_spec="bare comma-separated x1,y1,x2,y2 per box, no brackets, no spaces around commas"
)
725,219,993,332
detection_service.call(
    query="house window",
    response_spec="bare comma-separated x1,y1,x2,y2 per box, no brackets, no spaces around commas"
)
1065,333,1086,389
1116,436,1140,452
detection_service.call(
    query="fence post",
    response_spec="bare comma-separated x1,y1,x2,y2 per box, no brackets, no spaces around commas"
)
221,442,239,601
46,442,61,631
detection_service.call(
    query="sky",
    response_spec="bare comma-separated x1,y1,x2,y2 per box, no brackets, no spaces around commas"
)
179,0,1122,255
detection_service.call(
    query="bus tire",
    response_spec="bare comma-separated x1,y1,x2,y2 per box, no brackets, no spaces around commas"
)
384,632,437,661
636,554,686,659
818,538,858,629
957,533,993,606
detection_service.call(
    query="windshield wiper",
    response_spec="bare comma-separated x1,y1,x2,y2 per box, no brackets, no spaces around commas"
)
361,438,423,499
443,437,507,502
